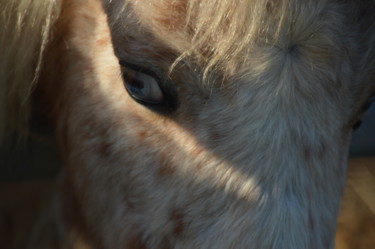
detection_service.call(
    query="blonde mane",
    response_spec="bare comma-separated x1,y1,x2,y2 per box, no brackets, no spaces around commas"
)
0,0,60,142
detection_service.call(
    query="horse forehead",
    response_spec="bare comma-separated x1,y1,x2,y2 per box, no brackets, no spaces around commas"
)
104,0,350,104
104,0,187,27
136,0,188,29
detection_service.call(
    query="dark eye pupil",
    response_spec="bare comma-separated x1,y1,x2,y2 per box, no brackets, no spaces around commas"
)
123,72,145,96
129,83,144,97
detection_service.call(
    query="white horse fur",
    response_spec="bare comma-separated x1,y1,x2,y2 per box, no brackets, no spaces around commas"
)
0,0,374,248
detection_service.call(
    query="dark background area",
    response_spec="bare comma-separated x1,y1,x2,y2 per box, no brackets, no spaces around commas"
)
350,102,375,156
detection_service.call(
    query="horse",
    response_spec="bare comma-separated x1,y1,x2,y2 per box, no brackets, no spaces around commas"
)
1,0,374,248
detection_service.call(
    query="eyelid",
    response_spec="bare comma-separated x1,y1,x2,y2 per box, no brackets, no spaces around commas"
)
119,61,162,83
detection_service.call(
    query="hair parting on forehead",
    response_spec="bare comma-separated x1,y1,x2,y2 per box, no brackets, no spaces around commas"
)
0,0,61,142
126,0,303,77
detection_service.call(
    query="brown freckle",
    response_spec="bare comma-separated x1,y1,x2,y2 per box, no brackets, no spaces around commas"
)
157,153,176,176
159,236,173,249
125,234,147,249
317,142,326,159
208,130,221,144
170,209,185,237
98,140,112,158
96,36,110,47
192,147,203,157
308,211,314,231
303,140,326,160
123,181,138,210
196,161,204,169
137,131,148,141
303,145,311,160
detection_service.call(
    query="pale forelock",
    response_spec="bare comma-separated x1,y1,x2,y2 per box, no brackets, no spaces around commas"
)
118,0,330,78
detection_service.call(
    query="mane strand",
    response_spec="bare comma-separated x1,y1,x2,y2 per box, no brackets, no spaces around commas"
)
0,0,61,143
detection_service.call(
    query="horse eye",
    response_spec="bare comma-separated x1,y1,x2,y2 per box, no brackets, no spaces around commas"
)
120,63,164,105
119,61,179,113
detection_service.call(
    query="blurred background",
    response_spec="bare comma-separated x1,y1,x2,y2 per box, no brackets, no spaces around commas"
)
350,102,375,157
0,103,374,249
